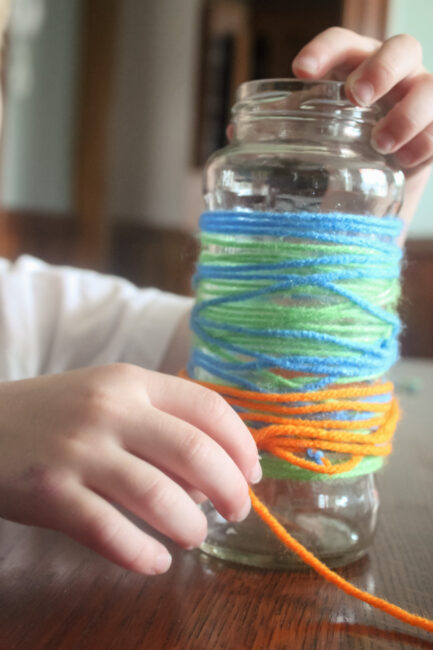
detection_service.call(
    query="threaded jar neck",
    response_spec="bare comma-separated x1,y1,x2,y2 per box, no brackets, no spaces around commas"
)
232,79,382,145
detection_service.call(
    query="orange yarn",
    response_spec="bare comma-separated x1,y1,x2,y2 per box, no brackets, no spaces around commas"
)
180,370,433,635
249,490,433,634
179,371,398,475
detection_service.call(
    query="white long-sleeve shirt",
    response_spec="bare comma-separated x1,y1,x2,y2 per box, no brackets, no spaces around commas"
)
0,256,193,381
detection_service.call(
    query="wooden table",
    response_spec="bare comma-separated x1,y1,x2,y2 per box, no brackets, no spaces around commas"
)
0,359,432,650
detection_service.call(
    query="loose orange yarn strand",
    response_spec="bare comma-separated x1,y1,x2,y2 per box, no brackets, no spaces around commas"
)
180,370,433,634
249,490,433,634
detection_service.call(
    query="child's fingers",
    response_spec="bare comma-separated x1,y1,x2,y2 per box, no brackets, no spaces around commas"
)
86,446,208,550
395,123,433,169
292,27,379,79
345,34,423,106
123,406,251,523
163,468,208,504
56,483,173,575
371,74,433,154
140,371,261,484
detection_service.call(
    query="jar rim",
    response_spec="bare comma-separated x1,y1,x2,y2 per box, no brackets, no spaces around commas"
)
234,78,381,123
237,78,346,101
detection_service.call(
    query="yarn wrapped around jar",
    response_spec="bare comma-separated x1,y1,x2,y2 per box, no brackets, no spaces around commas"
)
187,78,404,569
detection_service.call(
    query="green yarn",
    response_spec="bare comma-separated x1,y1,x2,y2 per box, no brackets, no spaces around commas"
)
260,454,384,481
194,237,399,393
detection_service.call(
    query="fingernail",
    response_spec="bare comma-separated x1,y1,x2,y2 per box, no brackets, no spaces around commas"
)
293,55,318,74
351,80,374,106
372,131,395,154
248,459,263,485
229,496,251,523
153,551,172,574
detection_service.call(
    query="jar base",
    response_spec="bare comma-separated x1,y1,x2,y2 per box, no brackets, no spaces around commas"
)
200,499,372,570
199,540,368,570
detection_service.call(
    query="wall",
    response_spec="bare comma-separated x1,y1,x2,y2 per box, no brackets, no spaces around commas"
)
386,0,433,238
0,0,203,229
107,0,202,229
0,0,82,214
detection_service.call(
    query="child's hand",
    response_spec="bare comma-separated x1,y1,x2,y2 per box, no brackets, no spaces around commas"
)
0,364,260,574
292,28,433,225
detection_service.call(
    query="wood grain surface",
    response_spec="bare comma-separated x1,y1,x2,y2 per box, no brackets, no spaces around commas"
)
0,359,432,650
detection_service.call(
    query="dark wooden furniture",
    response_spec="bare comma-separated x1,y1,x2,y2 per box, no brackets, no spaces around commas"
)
74,0,120,270
0,358,431,649
401,240,433,358
194,0,388,165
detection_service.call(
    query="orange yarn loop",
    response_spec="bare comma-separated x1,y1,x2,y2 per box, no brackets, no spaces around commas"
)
250,395,398,475
180,370,433,634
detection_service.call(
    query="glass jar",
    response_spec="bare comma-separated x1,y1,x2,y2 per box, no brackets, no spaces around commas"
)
192,79,404,569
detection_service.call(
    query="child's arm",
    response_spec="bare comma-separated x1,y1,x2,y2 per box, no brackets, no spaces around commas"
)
292,28,433,231
0,255,193,379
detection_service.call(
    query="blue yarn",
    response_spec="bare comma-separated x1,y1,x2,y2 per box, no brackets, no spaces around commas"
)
194,264,400,283
188,341,399,391
199,211,402,253
307,449,325,465
190,210,403,392
195,251,402,279
200,210,401,232
200,210,401,233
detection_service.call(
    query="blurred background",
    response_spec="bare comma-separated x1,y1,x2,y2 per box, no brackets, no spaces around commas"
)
0,0,431,356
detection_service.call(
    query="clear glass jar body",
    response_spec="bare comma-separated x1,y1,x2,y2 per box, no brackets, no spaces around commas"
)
195,79,404,569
